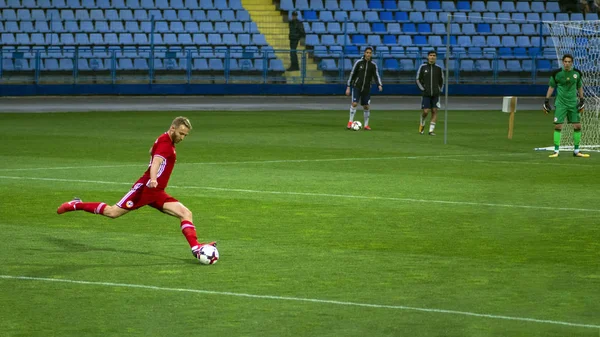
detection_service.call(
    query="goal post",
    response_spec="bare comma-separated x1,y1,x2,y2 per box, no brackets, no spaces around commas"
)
535,20,600,152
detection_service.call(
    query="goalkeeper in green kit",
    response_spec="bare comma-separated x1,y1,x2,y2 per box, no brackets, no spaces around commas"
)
543,54,589,158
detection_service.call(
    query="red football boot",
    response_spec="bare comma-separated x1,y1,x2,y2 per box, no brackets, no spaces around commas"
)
56,198,82,214
364,125,371,131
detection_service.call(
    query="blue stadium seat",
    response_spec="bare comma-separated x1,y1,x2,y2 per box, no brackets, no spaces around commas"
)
487,1,500,11
414,35,427,45
460,60,474,72
413,0,426,11
457,36,471,47
383,0,396,9
456,0,469,11
179,9,192,21
471,1,485,11
516,36,531,48
398,35,411,46
507,24,521,35
398,0,411,11
399,59,414,71
417,23,431,34
192,10,206,21
384,58,399,71
441,1,455,11
462,23,475,35
424,12,437,23
380,11,394,21
522,59,533,72
134,9,148,20
512,13,526,22
501,1,515,12
372,22,386,33
514,47,527,59
502,36,516,48
428,35,442,46
556,13,569,21
571,13,584,21
355,0,368,10
270,59,285,72
34,21,50,33
491,24,506,35
546,2,560,12
365,11,379,22
325,0,338,10
349,11,364,21
403,23,416,34
531,1,544,12
192,33,206,45
387,23,401,34
468,46,483,59
319,59,336,71
320,10,334,21
209,59,223,71
369,0,382,10
487,36,501,48
498,47,512,59
382,34,396,45
409,12,424,23
432,23,445,35
215,22,229,34
199,22,214,33
516,1,530,12
427,1,441,11
526,13,540,22
476,23,491,35
334,10,348,21
506,60,521,72
43,59,59,71
222,33,236,45
395,11,408,22
475,60,491,71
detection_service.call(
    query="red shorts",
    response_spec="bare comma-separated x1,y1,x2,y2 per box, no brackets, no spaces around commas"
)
116,182,178,211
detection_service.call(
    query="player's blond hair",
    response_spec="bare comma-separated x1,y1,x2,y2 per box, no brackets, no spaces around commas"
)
172,116,192,130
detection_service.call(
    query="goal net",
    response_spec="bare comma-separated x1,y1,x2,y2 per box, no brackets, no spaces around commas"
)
537,20,600,152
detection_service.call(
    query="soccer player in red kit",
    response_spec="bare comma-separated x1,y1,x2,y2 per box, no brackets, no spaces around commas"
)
57,116,215,260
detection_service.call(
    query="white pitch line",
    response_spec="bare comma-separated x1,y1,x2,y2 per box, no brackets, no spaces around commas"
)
0,153,525,172
1,175,600,213
0,275,598,329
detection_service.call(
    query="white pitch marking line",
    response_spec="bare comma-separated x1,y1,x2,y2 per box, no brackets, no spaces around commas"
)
0,275,598,329
0,153,526,172
1,175,600,213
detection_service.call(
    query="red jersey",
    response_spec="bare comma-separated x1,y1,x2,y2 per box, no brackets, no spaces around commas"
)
138,132,176,190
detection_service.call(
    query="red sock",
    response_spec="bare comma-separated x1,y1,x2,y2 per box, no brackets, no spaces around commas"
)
180,220,199,248
75,202,107,215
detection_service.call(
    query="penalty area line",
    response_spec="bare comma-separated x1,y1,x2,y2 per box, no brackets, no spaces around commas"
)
0,275,598,330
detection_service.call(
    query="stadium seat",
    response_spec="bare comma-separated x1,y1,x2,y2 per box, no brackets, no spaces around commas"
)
456,0,469,11
399,59,414,71
487,1,500,12
546,2,560,12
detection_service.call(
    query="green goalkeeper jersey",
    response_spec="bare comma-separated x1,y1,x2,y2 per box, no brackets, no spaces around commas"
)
549,68,582,107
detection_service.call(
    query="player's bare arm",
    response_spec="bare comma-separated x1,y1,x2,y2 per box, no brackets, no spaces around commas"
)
148,155,164,188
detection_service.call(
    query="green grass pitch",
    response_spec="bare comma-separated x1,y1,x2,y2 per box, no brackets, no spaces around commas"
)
0,108,599,337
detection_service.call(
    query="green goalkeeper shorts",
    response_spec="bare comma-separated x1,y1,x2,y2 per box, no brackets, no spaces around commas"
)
554,105,580,124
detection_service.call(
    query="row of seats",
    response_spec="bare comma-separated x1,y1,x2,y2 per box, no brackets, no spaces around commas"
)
0,8,251,21
1,32,269,46
281,0,561,13
0,0,243,9
0,57,284,71
0,21,259,34
1,56,560,73
306,34,555,47
303,22,546,35
1,48,279,60
315,58,559,72
290,10,585,22
4,8,590,23
313,46,557,59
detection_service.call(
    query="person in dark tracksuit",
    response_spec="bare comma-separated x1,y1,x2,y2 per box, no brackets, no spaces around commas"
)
345,46,383,131
288,11,305,71
416,50,444,136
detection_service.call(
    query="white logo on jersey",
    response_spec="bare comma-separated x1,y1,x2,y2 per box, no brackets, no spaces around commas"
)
573,74,578,79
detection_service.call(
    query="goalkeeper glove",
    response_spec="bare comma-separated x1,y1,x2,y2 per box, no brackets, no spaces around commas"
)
578,97,585,111
543,99,553,114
